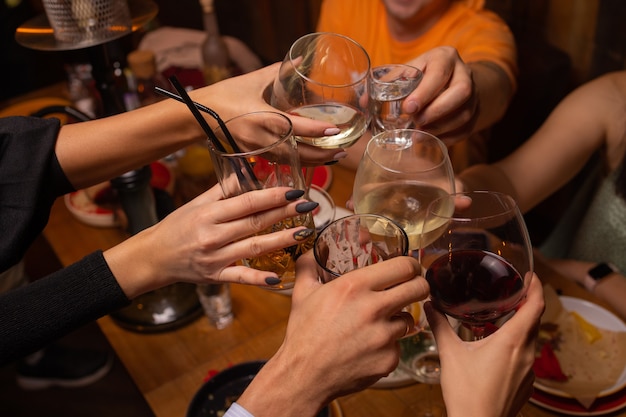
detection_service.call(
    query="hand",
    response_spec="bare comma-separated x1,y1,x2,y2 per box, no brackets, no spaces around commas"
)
191,63,342,166
237,254,429,417
428,273,545,417
404,46,478,146
104,185,317,298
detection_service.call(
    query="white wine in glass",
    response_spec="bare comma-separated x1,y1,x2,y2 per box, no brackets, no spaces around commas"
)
270,32,370,150
352,129,456,250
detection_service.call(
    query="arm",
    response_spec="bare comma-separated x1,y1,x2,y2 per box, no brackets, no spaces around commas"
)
104,185,316,298
430,273,545,417
459,72,623,213
541,257,626,322
56,63,341,190
236,253,429,417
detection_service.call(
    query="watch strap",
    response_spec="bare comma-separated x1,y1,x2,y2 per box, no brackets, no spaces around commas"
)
582,262,618,292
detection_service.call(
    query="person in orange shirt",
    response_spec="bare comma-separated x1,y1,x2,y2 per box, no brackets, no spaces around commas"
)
316,0,517,171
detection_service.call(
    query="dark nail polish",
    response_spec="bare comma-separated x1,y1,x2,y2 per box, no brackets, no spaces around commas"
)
265,276,282,285
293,228,315,241
324,160,339,166
285,189,305,201
296,201,319,213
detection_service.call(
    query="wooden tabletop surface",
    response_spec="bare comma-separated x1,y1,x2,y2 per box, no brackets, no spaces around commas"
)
43,163,626,417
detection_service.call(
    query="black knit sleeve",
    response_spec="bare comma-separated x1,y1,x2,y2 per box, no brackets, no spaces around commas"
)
0,251,130,365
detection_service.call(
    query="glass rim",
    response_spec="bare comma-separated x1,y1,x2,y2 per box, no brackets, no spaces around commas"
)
209,111,294,158
365,129,451,174
369,64,423,86
313,213,409,279
288,31,371,88
427,190,520,222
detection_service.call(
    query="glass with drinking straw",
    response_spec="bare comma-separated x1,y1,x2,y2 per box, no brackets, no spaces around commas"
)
209,111,316,291
270,31,370,208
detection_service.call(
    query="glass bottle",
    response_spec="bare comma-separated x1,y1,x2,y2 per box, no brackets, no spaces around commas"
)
127,49,169,107
199,0,233,85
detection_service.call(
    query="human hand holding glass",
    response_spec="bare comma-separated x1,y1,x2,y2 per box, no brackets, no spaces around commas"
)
419,191,534,340
209,111,317,291
270,32,371,150
313,213,421,338
369,64,423,135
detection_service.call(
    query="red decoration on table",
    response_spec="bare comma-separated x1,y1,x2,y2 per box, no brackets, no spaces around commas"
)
533,343,568,381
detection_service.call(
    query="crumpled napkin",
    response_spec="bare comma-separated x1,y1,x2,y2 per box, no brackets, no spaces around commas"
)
535,285,626,408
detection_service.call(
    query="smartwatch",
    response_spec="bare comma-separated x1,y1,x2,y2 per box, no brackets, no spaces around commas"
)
582,262,618,292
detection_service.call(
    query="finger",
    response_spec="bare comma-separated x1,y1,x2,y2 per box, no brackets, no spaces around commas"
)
293,251,324,300
223,225,314,266
499,273,545,335
391,311,418,338
204,187,305,223
405,61,454,111
341,256,421,292
292,140,342,166
424,300,460,348
216,264,283,286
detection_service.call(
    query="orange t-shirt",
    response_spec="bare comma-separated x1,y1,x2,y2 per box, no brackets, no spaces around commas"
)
316,0,517,90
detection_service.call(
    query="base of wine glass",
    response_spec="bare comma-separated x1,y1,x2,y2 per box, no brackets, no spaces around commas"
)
400,388,446,417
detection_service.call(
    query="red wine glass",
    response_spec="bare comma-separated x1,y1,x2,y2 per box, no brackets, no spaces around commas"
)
419,191,533,340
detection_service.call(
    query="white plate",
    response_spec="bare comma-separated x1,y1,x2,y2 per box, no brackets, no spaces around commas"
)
534,296,626,398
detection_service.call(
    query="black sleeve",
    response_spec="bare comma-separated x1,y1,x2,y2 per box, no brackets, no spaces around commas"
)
0,251,130,365
0,116,75,271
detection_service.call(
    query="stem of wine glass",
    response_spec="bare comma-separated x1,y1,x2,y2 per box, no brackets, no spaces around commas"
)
470,324,486,340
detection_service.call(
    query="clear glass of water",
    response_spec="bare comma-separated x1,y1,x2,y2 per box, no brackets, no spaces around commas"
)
369,64,422,135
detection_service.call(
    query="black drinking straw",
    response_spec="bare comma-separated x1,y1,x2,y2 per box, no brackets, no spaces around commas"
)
163,76,259,191
157,79,261,190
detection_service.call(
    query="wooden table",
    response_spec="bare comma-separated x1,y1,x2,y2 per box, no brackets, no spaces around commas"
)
43,164,625,417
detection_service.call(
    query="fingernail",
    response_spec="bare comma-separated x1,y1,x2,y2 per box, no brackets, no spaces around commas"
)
324,127,341,136
293,228,315,241
332,151,348,160
265,276,282,285
405,100,418,113
296,201,319,213
285,189,305,201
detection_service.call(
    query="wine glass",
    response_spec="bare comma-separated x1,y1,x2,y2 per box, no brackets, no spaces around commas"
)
270,32,370,150
399,323,445,417
419,191,534,340
352,129,456,252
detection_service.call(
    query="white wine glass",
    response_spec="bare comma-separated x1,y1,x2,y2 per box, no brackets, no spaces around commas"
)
270,32,371,150
419,191,534,340
352,129,456,252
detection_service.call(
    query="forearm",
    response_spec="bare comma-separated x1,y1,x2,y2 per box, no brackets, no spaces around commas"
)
592,274,626,322
56,99,205,189
0,251,129,365
469,61,514,133
237,348,329,417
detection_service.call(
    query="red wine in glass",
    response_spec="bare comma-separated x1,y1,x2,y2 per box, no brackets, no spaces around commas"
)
426,249,525,327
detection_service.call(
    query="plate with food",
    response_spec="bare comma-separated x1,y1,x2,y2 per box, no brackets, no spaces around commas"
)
186,361,342,417
531,286,626,413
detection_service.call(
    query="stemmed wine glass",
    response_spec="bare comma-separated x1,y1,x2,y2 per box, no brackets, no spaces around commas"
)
419,191,534,340
270,32,370,192
271,32,370,149
352,129,456,252
399,323,445,417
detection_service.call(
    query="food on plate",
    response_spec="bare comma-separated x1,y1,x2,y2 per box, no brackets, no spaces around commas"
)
533,285,626,408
